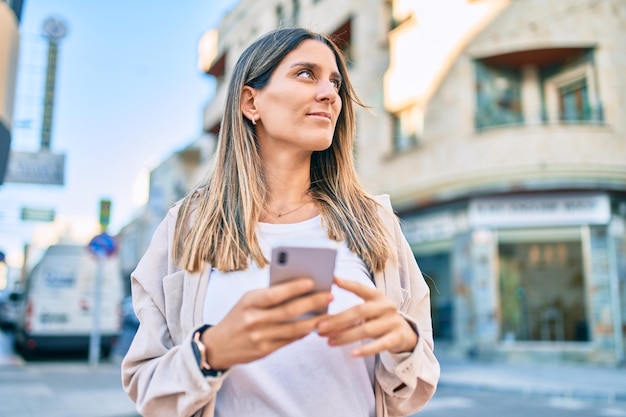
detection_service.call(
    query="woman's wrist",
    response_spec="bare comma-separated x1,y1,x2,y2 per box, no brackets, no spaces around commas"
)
391,318,419,353
192,325,227,377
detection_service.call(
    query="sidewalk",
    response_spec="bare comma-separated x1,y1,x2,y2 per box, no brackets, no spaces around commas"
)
0,358,139,417
1,347,625,417
436,351,626,404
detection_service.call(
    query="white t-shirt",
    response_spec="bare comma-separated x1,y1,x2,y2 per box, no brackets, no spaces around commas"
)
203,216,376,417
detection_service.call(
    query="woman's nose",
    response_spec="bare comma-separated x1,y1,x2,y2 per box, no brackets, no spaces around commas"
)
317,80,338,102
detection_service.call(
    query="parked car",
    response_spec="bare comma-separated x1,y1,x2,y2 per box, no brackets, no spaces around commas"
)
0,290,23,330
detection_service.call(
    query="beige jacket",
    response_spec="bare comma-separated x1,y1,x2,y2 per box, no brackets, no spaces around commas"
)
122,195,440,417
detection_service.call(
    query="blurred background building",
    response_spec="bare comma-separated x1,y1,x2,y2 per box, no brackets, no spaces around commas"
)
117,0,625,366
0,0,23,186
0,0,24,292
381,0,625,366
117,134,216,290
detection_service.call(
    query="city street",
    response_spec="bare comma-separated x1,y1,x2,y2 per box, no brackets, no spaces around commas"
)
416,386,626,417
0,330,138,417
2,328,626,417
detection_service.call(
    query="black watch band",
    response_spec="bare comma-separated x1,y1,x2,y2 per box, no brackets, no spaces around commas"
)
191,324,226,377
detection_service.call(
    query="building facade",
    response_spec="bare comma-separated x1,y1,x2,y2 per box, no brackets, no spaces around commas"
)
380,0,626,365
0,0,22,184
117,134,216,291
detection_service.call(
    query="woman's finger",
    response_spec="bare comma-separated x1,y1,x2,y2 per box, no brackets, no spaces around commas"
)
249,277,316,309
317,295,394,335
258,313,328,342
333,276,380,300
325,315,388,344
264,290,333,323
328,314,417,356
350,333,403,357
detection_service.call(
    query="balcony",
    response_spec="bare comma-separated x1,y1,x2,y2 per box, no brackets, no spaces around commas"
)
380,122,624,209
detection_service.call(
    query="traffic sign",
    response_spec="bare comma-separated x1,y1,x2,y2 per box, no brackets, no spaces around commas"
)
88,233,116,257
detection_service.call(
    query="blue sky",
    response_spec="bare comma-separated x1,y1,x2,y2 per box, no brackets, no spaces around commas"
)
0,0,239,264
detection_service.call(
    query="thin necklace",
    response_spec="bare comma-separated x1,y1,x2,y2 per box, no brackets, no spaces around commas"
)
271,201,311,218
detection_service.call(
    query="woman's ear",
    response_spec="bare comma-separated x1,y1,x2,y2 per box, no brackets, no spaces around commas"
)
241,86,257,122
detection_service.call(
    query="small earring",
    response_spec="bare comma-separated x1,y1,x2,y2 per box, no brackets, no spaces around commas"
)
251,116,256,125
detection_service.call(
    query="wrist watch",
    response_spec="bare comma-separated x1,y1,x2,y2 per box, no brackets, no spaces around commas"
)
191,324,226,377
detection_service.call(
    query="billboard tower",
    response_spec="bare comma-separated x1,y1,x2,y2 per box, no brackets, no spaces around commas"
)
40,17,67,150
3,16,67,185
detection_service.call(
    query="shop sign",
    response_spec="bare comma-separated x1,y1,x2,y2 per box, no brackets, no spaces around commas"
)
402,212,468,244
3,151,65,185
469,193,610,228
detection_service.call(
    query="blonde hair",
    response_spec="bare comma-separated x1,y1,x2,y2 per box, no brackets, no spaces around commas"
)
173,28,392,274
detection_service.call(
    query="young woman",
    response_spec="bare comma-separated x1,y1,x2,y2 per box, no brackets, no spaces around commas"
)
122,27,440,417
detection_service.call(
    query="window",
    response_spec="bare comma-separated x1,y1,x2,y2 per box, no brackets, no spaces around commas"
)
207,52,227,88
498,233,589,343
475,61,523,129
276,4,284,26
415,252,453,341
391,105,422,152
330,19,352,65
559,78,590,121
474,48,601,129
291,0,300,25
542,54,601,124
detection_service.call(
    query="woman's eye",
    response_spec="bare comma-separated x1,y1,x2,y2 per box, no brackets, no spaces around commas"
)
297,69,314,79
331,79,341,90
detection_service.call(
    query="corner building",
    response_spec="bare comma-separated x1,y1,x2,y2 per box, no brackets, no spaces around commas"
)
380,0,626,365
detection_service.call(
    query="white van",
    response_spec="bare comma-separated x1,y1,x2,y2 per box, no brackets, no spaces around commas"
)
14,244,124,357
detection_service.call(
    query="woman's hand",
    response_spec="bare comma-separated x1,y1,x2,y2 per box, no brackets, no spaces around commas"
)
316,277,418,357
201,277,332,370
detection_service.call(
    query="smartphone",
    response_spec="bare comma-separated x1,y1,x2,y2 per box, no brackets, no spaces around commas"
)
269,245,337,317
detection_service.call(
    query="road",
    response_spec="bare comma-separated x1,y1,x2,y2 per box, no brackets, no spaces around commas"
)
416,386,626,417
0,329,138,417
2,328,626,417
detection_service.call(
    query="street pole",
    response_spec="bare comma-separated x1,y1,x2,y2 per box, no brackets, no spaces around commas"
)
88,253,104,367
88,199,114,366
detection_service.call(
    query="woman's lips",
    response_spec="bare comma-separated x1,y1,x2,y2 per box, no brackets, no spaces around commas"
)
307,112,332,121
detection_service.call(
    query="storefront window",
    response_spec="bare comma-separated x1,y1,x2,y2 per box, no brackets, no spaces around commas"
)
416,252,453,341
498,240,589,342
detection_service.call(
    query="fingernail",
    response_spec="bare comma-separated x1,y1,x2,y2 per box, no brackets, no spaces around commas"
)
318,321,328,331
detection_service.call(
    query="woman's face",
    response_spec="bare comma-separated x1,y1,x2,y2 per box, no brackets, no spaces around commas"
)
250,39,343,153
